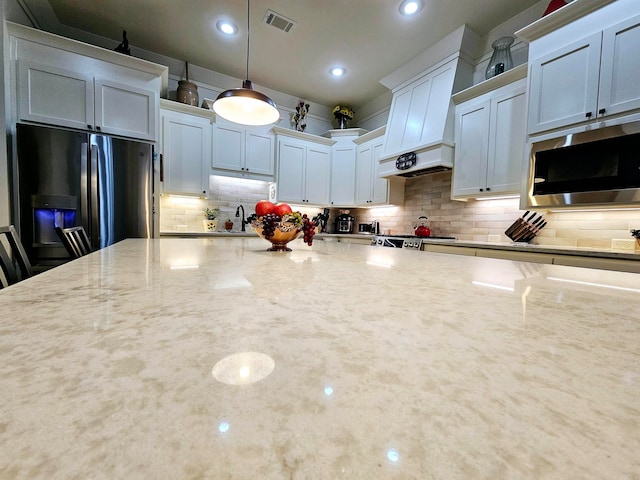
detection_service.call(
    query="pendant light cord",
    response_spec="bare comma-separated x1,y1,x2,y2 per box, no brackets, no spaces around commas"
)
245,0,250,81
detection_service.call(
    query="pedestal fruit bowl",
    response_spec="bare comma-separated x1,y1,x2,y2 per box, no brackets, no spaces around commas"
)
251,201,315,252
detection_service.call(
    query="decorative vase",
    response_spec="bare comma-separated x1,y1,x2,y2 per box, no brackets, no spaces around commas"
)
337,115,349,129
177,80,199,106
485,36,514,80
203,219,218,232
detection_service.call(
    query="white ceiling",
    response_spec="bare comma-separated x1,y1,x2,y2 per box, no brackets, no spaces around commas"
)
27,0,541,107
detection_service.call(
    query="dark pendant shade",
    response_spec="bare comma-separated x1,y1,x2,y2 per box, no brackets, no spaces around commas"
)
213,80,279,126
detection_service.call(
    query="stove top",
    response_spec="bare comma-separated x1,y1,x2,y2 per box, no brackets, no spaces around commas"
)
371,234,456,249
374,234,457,240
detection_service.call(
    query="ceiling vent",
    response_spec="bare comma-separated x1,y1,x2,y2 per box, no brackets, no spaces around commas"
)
263,10,296,33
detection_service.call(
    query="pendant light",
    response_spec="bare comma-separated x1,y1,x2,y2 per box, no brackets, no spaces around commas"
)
213,0,280,126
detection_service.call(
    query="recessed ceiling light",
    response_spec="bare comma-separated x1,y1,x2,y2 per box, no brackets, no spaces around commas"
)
217,20,237,35
400,0,422,15
330,66,346,77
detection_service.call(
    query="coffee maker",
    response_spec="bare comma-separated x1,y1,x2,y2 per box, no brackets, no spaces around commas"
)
334,211,355,233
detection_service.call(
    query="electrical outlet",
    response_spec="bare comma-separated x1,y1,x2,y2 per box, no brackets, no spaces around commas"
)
611,238,636,251
487,234,501,243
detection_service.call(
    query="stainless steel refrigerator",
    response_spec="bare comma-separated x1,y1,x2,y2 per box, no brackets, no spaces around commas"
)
15,123,154,266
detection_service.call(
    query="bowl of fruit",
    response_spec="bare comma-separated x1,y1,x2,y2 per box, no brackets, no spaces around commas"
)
251,200,316,252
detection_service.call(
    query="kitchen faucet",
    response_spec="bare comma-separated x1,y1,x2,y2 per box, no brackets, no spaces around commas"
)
235,205,246,232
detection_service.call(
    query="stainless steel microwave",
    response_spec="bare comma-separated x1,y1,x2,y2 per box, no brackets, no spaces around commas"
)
525,122,640,209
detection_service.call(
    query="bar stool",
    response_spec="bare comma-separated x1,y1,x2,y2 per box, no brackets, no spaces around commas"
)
0,225,34,288
55,226,92,258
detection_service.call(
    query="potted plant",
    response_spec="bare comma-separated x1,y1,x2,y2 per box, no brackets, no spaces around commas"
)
224,219,234,232
632,229,640,248
202,207,220,232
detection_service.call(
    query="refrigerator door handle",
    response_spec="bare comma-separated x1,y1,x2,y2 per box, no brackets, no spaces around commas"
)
90,144,99,248
80,143,89,229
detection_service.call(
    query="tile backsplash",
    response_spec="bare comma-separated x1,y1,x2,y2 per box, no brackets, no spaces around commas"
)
160,172,640,248
160,176,321,233
352,171,640,248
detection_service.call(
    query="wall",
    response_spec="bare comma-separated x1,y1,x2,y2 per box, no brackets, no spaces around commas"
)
352,171,640,249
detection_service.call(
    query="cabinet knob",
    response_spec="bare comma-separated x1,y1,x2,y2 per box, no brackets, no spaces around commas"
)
598,108,606,115
479,188,484,192
585,112,592,118
486,187,491,191
87,124,93,129
96,126,101,131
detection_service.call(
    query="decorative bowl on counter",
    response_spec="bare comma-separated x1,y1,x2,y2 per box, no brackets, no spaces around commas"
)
250,209,316,252
252,221,302,251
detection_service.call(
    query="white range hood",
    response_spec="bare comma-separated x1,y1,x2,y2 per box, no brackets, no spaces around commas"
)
378,25,479,178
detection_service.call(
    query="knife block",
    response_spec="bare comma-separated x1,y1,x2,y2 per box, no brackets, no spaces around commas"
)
504,215,545,243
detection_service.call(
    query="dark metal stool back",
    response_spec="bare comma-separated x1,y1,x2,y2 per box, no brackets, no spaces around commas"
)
55,226,92,258
0,225,34,288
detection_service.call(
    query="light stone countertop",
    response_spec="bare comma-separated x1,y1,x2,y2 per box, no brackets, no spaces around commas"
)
1,237,639,479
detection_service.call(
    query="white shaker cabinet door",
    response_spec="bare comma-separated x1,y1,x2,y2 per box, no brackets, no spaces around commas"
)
245,131,274,176
95,79,157,142
330,145,356,206
452,100,490,197
527,32,601,135
598,14,640,118
355,143,374,205
213,124,244,171
370,141,389,204
162,112,210,196
18,60,94,131
303,145,331,205
486,85,526,193
276,139,306,203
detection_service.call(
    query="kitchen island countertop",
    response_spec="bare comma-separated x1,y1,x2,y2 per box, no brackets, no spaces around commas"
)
3,237,638,478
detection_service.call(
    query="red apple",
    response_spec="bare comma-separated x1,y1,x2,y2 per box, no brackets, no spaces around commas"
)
255,200,276,217
274,202,292,216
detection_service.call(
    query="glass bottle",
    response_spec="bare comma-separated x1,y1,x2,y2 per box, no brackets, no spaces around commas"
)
485,36,514,80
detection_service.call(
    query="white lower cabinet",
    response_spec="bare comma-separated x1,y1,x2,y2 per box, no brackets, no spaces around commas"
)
160,101,212,196
276,135,332,205
452,74,527,199
212,122,275,180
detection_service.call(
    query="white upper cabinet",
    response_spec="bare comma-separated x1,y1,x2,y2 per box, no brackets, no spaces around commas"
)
527,13,640,135
329,145,356,206
212,122,275,180
274,129,333,205
598,15,640,117
94,79,157,141
452,71,527,199
160,101,212,197
9,23,166,142
355,128,404,206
